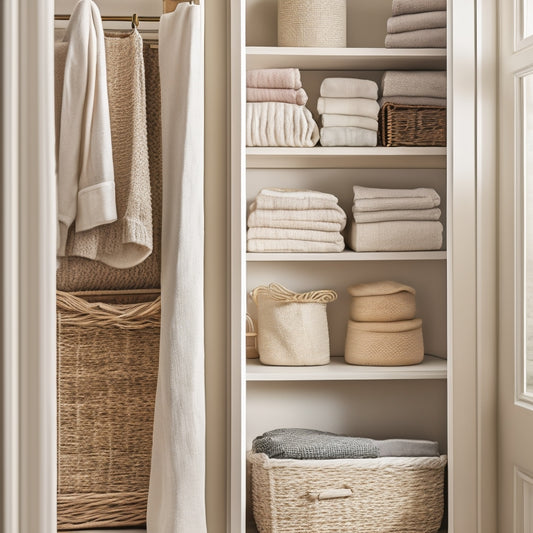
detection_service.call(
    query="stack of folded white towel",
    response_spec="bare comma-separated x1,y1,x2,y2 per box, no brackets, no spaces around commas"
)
380,70,446,108
348,185,443,252
246,68,319,147
385,0,447,48
247,188,347,253
317,78,379,147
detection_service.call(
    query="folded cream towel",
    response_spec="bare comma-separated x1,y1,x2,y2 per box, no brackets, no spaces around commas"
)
385,28,447,48
320,78,378,99
320,127,377,147
321,114,378,131
387,11,446,34
349,221,443,251
246,102,319,147
248,227,344,244
248,208,347,231
392,0,447,16
317,97,380,118
248,239,345,253
247,87,308,106
379,96,447,107
246,68,302,89
382,70,446,99
353,185,441,211
255,188,344,212
353,207,441,223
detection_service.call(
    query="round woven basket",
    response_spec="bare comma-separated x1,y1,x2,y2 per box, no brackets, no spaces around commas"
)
278,0,347,48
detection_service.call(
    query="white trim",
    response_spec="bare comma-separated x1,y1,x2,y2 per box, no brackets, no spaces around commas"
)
514,466,533,532
514,0,533,52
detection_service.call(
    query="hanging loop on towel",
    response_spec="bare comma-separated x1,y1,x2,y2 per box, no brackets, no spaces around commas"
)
131,13,139,28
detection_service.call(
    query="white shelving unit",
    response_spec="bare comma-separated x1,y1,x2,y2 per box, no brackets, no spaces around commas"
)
246,251,447,262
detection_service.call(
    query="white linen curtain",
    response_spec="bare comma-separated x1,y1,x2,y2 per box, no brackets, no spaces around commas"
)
147,4,206,532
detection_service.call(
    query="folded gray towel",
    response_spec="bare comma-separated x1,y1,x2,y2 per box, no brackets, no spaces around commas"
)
377,439,440,457
392,0,447,16
379,96,447,107
382,71,446,99
387,10,446,34
385,28,447,48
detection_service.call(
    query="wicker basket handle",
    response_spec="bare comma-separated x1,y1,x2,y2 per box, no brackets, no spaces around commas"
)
250,282,337,305
307,487,353,502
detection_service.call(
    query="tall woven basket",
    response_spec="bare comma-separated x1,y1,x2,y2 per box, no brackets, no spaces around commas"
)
56,290,161,530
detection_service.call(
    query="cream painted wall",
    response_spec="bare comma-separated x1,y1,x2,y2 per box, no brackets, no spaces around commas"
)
54,1,228,531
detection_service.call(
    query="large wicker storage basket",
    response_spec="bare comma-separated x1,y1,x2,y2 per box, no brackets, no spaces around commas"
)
57,290,161,530
379,103,446,147
249,452,447,533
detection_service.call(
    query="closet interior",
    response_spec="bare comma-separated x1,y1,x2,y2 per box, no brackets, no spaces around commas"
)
233,0,449,532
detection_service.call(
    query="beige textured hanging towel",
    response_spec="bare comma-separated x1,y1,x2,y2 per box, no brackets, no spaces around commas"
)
67,30,152,268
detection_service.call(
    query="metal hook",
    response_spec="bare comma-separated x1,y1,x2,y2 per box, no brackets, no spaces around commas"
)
131,13,139,28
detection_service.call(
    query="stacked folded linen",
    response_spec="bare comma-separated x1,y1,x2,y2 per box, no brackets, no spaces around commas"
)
317,78,379,147
247,188,347,253
385,0,447,48
246,68,319,147
380,70,447,107
348,185,443,252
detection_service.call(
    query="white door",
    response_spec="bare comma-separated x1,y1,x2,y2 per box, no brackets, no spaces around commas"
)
500,0,533,531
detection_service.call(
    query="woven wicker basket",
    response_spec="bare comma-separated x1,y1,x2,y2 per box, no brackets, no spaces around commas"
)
57,290,161,530
249,452,446,533
379,103,446,147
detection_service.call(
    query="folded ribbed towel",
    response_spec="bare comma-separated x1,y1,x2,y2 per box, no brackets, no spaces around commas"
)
247,227,344,244
247,87,308,106
387,10,446,34
320,127,377,147
320,78,378,99
353,207,441,223
247,239,345,253
382,70,446,99
392,0,447,16
379,96,447,107
248,208,347,232
321,114,378,131
246,68,302,89
255,188,344,212
246,102,319,147
353,185,441,211
349,220,443,251
385,28,447,48
317,97,380,118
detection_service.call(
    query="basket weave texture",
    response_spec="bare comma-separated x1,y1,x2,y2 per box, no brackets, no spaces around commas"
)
249,452,447,533
379,103,446,147
57,290,161,530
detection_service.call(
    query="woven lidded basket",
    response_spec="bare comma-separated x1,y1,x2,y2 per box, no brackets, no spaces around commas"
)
345,317,424,366
379,103,446,147
278,0,347,48
249,451,447,533
57,290,161,530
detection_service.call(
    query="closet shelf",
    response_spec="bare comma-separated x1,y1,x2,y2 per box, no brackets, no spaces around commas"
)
246,355,447,382
246,251,447,262
246,147,447,169
246,46,447,71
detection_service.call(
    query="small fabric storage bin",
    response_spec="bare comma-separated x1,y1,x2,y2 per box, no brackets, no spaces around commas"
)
57,290,160,530
251,282,337,366
348,280,416,322
246,314,259,359
248,451,447,533
345,317,424,366
379,103,446,147
278,0,347,48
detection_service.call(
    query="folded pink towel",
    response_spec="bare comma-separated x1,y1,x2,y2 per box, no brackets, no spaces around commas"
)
392,0,447,16
247,68,302,89
247,87,308,106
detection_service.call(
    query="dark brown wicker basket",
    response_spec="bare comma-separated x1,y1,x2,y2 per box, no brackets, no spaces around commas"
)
57,290,161,531
379,103,446,147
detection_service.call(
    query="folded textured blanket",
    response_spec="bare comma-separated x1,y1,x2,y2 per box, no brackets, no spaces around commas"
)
349,220,443,251
246,68,302,89
247,227,344,244
385,27,447,48
353,207,441,223
248,208,347,232
392,0,447,16
246,102,319,147
321,114,378,131
252,428,440,459
382,70,446,99
247,87,308,106
255,188,344,212
379,96,447,107
320,78,378,99
320,126,377,147
247,239,345,253
317,97,380,118
387,10,446,34
353,185,441,212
